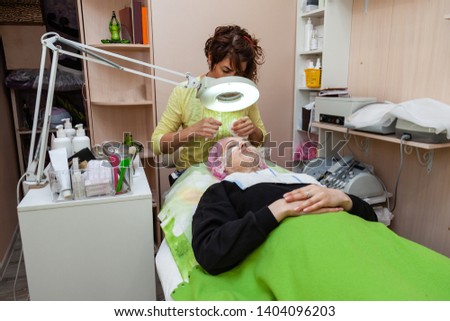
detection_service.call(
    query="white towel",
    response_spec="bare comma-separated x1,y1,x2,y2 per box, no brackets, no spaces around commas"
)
224,168,321,190
389,98,450,138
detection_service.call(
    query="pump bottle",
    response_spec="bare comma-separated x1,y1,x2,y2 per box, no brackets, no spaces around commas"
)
52,124,72,157
72,124,91,154
62,118,76,140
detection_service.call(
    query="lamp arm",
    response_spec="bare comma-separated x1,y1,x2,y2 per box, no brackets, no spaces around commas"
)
24,32,200,187
42,32,200,88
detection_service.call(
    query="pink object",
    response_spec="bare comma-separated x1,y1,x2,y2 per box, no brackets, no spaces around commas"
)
294,141,318,161
109,154,120,188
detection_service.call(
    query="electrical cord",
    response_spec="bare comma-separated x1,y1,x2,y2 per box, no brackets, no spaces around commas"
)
10,172,28,301
390,133,411,212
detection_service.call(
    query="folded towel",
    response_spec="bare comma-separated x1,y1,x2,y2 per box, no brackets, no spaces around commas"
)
224,168,321,190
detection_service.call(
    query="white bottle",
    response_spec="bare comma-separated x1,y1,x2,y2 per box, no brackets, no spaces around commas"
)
310,29,318,51
52,125,72,157
62,118,76,140
304,18,313,51
315,57,321,69
72,124,91,154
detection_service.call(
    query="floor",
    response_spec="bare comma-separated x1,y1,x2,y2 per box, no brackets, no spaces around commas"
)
0,234,29,301
0,234,165,301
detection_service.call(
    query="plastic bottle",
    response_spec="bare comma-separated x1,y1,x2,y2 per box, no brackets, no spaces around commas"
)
72,124,91,154
304,18,313,51
310,29,318,51
62,118,76,140
52,125,72,157
315,57,321,69
71,157,86,200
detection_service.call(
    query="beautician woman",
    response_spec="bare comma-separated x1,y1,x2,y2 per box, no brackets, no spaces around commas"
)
150,25,267,184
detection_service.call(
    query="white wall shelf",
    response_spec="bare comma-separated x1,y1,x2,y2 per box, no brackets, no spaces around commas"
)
292,0,353,157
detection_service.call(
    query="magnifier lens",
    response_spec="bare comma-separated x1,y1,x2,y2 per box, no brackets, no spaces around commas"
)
217,92,243,102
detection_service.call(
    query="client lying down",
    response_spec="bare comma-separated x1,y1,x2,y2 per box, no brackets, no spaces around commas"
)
193,137,377,275
168,137,450,300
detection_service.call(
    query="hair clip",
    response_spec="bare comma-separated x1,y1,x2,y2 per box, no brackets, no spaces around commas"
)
243,35,255,47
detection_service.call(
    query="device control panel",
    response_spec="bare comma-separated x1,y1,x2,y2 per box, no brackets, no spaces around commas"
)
302,156,386,204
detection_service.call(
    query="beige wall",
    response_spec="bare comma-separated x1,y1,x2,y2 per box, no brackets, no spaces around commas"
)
151,0,297,195
347,0,450,256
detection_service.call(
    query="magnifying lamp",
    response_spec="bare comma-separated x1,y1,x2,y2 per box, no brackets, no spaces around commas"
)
24,32,260,190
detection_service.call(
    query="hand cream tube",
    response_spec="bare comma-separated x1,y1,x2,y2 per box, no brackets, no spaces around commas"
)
49,148,73,200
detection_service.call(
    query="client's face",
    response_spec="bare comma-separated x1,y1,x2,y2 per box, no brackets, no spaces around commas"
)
222,137,260,175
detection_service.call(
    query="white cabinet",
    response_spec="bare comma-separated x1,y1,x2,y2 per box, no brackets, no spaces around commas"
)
292,0,353,160
17,168,156,300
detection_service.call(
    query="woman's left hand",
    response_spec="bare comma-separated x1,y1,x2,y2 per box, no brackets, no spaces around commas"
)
231,116,255,137
283,185,353,214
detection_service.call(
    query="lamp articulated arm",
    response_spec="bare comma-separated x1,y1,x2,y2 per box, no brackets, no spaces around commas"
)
25,32,259,189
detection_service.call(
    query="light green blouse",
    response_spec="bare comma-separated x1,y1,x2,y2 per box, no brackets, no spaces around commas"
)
151,80,267,171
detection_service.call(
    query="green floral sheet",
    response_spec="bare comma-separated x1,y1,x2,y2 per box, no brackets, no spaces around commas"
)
158,164,450,301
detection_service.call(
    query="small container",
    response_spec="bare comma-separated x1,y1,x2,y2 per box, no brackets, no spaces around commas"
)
305,68,321,88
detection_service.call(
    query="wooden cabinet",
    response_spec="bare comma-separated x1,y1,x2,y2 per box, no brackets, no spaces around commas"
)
292,0,353,161
76,0,160,210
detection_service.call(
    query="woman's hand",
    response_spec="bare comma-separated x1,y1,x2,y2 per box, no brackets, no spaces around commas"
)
231,116,255,137
189,117,221,139
283,185,353,214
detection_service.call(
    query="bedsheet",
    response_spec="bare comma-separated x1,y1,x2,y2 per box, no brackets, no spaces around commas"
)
171,212,450,300
157,164,450,301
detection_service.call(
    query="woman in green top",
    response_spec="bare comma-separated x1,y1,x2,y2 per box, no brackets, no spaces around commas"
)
151,25,267,180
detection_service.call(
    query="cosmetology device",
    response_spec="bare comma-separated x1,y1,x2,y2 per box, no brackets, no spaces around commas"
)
395,119,449,143
314,97,376,125
302,155,387,205
344,102,398,134
24,32,260,191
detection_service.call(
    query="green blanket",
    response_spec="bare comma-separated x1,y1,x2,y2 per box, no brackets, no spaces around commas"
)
171,212,450,301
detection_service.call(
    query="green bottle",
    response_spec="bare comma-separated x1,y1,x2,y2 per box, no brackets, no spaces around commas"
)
109,11,121,42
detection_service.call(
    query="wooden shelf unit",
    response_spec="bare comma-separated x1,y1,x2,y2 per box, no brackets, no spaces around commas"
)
77,0,160,210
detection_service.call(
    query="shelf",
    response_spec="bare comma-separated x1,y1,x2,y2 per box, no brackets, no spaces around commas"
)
91,99,154,106
300,8,325,18
89,43,151,51
299,87,321,91
300,49,323,55
312,122,450,150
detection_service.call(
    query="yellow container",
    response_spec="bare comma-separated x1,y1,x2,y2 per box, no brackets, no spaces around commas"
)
305,68,321,88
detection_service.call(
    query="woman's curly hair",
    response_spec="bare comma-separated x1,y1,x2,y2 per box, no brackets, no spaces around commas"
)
204,25,265,82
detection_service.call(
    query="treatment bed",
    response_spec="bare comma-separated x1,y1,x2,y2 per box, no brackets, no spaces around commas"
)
155,164,450,301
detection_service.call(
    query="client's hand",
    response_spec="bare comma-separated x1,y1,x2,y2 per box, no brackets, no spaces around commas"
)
283,185,353,214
